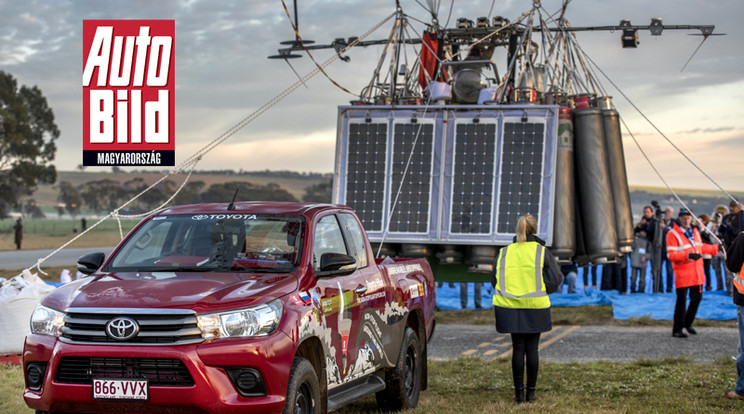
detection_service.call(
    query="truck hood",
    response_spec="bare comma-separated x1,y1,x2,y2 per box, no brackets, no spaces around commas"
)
42,270,299,313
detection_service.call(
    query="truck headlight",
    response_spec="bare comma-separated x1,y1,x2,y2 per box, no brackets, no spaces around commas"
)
196,299,283,340
30,305,65,337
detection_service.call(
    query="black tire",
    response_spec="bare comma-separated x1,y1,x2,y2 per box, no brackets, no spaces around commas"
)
283,357,321,414
376,327,422,411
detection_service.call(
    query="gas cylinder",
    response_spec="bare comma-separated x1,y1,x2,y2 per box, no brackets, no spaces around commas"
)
599,97,634,252
573,106,618,261
400,243,431,258
572,194,590,266
551,106,576,263
467,245,498,273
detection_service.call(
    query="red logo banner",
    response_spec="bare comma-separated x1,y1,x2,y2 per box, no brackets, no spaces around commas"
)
82,20,175,166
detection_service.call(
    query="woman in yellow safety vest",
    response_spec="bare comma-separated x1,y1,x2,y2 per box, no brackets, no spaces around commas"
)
491,214,562,403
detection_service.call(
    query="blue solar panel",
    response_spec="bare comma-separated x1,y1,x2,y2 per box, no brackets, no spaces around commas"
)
450,122,496,234
389,122,434,233
497,121,545,233
345,122,388,232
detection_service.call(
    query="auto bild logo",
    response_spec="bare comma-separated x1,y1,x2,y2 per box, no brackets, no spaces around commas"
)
82,20,175,167
105,317,140,341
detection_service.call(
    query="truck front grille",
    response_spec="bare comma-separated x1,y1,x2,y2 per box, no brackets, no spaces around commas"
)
55,357,194,386
61,308,203,346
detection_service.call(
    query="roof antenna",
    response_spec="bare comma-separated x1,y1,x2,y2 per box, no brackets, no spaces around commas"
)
227,187,239,211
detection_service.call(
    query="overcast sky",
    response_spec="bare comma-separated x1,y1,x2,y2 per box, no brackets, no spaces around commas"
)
0,0,742,193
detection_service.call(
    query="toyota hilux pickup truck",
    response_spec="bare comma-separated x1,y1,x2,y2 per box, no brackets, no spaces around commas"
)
23,202,436,414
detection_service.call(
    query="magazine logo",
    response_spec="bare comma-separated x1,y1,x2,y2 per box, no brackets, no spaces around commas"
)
82,20,175,166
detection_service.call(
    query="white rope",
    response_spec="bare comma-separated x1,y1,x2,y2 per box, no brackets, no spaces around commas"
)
536,5,608,97
375,107,434,259
528,4,728,253
487,0,496,20
542,22,734,250
30,210,123,276
619,117,726,254
375,10,440,258
110,156,200,238
114,158,200,219
181,11,396,169
579,44,739,204
442,0,454,28
374,7,534,257
19,12,397,278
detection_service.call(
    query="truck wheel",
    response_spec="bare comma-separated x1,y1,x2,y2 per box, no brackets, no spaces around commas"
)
284,357,321,414
376,327,422,411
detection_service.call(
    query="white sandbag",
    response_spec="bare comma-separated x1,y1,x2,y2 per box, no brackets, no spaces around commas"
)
0,270,56,354
60,269,72,284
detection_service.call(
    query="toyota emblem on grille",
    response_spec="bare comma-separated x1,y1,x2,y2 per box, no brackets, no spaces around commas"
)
105,317,139,341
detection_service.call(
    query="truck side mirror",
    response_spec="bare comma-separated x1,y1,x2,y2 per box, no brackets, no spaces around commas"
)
77,252,106,275
317,252,357,277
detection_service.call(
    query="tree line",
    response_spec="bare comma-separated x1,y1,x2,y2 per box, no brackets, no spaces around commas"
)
0,71,58,219
55,179,332,217
0,69,334,219
92,166,332,181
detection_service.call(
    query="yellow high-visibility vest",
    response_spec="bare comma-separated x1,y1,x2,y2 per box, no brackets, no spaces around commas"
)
492,241,550,309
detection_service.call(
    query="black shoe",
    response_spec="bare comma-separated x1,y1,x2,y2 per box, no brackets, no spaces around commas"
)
685,326,697,335
515,386,524,404
475,305,483,310
526,387,536,402
672,331,688,338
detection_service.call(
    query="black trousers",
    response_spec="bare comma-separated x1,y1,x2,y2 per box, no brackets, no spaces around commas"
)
673,285,702,333
511,333,541,389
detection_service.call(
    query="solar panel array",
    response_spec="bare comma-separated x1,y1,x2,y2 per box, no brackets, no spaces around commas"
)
335,108,556,245
497,121,545,233
345,122,388,232
450,122,496,234
389,122,434,233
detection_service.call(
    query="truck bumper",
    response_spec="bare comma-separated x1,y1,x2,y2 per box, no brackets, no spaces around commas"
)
23,332,295,414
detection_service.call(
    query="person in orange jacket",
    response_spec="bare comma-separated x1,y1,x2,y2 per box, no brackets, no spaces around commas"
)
666,208,719,338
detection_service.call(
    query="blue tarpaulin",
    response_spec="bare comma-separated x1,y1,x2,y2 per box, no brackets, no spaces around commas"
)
439,266,737,320
45,269,737,321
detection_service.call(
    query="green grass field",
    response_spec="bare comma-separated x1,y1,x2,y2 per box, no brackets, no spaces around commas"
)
0,293,739,412
0,218,139,251
3,357,741,413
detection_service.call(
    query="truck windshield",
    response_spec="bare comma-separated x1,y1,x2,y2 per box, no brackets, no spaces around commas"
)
107,214,304,273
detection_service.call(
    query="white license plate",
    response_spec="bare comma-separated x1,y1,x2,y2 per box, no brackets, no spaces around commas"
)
92,378,148,400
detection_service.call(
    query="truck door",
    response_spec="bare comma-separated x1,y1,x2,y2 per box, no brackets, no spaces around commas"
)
336,213,389,371
312,214,369,386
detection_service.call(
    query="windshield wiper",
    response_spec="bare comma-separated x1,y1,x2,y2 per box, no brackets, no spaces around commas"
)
229,267,290,273
151,266,215,272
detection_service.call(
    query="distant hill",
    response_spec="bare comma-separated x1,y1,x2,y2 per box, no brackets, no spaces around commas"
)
28,170,740,221
629,186,743,222
31,170,333,208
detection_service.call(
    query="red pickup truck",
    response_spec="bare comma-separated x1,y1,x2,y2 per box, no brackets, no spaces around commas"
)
23,202,436,413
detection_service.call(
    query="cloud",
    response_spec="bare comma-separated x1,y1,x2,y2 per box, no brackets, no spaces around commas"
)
1,0,743,191
678,126,737,134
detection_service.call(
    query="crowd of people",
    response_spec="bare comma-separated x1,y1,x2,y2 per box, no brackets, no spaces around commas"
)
561,200,744,298
496,205,744,403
